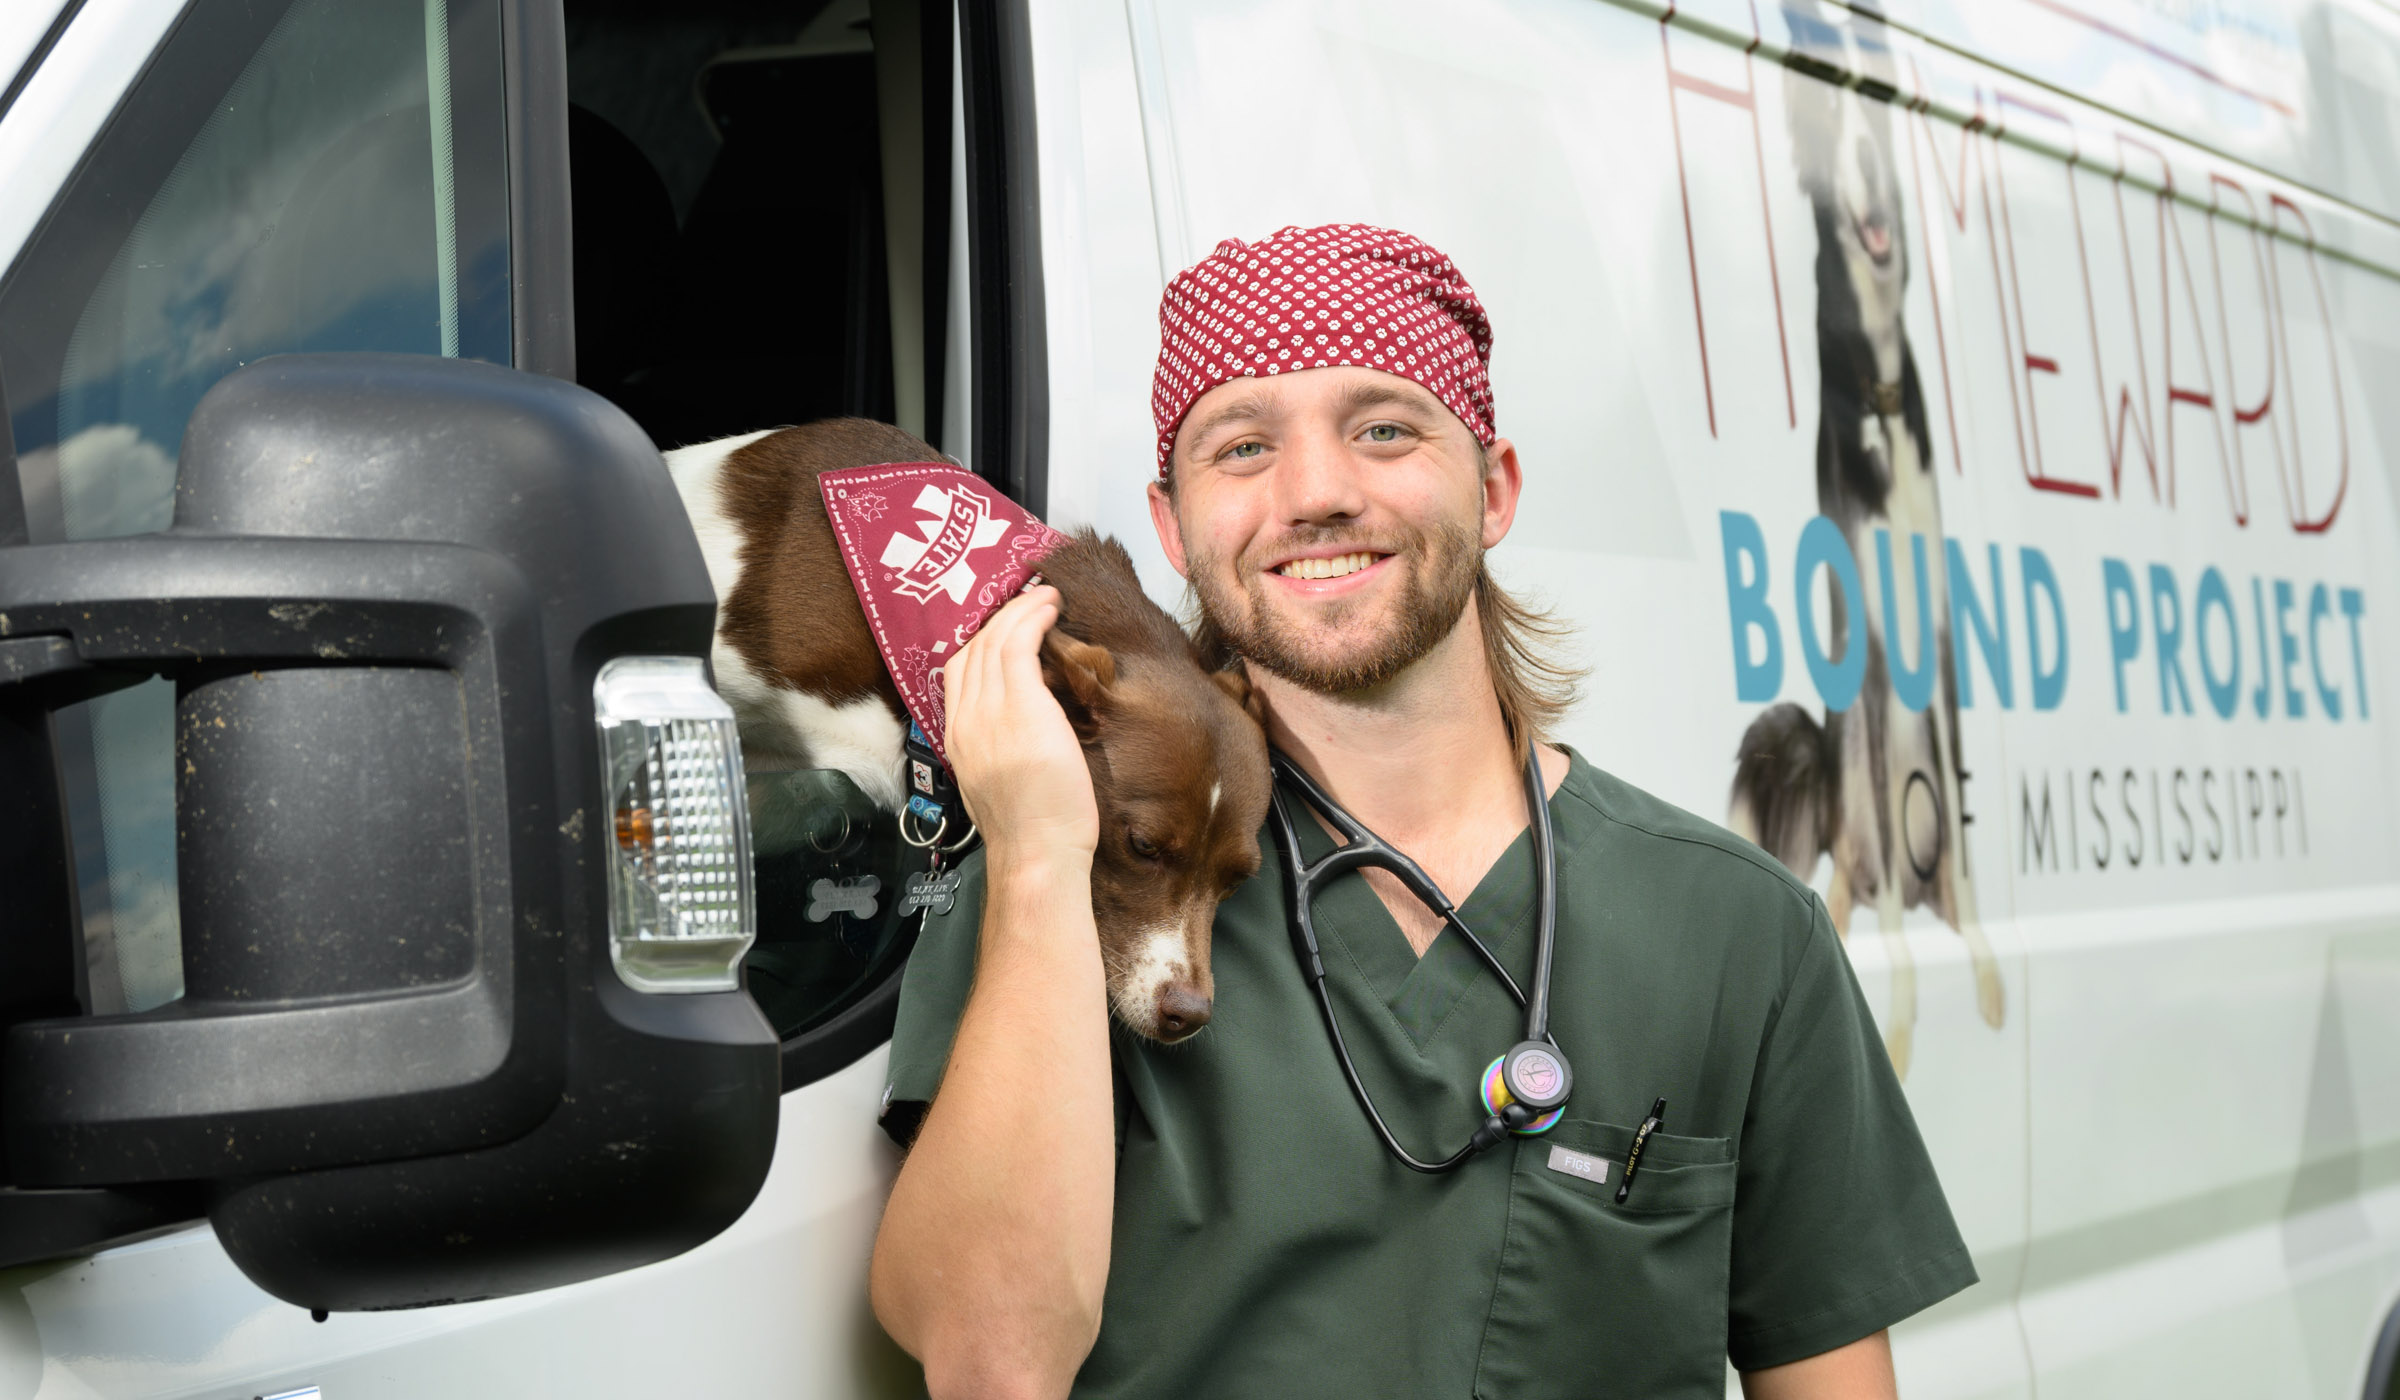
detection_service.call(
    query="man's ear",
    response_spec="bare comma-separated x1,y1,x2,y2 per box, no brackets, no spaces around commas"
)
1146,481,1190,578
1211,665,1266,727
1041,629,1117,714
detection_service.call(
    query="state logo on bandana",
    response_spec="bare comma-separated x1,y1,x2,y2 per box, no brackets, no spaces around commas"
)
820,462,1067,764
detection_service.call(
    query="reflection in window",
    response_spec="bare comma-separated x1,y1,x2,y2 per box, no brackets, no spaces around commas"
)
745,770,922,1041
1,0,509,1013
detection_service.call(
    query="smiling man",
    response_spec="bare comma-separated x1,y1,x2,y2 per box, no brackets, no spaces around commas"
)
869,224,1974,1400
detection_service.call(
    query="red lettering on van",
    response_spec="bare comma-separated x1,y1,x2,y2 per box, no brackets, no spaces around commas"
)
2206,174,2274,527
2265,195,2348,535
1992,92,2100,498
2084,135,2166,505
2154,162,2232,519
1658,3,1793,437
1901,61,1966,475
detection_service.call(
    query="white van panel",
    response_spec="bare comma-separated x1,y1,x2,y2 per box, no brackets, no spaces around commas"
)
1035,0,2400,1395
11,1052,912,1399
0,0,189,278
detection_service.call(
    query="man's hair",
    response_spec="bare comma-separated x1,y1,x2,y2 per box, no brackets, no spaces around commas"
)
1170,448,1585,762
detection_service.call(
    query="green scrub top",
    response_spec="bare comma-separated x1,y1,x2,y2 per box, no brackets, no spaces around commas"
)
881,750,1974,1399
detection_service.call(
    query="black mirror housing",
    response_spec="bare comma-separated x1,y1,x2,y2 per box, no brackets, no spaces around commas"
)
0,354,778,1309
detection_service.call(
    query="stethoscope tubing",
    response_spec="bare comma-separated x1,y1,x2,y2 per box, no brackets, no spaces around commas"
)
1269,746,1563,1174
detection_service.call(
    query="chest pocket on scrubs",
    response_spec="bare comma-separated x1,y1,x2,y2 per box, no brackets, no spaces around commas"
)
1473,1119,1736,1400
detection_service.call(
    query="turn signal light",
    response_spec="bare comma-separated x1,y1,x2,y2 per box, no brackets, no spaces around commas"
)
592,657,754,992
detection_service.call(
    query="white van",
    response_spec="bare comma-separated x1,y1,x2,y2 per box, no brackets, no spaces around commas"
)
2,0,2394,1396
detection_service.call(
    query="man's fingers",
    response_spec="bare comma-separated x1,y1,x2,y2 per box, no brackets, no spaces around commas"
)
943,586,1061,756
973,588,1060,690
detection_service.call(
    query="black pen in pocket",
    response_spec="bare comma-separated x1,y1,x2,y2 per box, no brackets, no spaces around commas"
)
1615,1097,1667,1204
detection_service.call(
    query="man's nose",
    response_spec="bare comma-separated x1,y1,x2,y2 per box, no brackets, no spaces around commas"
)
1273,426,1369,525
1155,982,1213,1041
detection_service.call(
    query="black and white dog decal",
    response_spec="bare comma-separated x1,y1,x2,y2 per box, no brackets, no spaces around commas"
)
1728,0,2003,1075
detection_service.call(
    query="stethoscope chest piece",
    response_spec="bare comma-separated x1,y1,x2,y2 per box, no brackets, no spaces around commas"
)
1271,745,1575,1170
1479,1041,1571,1136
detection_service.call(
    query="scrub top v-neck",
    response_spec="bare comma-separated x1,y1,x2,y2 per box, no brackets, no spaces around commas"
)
882,750,1975,1400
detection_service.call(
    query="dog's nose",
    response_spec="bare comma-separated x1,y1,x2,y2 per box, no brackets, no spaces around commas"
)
1155,984,1213,1041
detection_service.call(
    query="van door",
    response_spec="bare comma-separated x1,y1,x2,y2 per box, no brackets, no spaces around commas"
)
5,0,1035,1392
0,0,777,1336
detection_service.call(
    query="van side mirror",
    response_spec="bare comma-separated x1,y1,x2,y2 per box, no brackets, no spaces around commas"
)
0,354,778,1310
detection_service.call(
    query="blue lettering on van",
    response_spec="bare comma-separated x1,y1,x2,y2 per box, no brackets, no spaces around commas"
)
2148,565,2192,715
1794,516,1866,712
1875,530,1937,713
2022,547,2070,712
1947,539,2011,709
2194,568,2241,719
2307,583,2342,721
2103,559,2141,714
2340,588,2369,718
2249,578,2273,719
1720,523,2370,727
1718,511,1783,702
2274,580,2305,719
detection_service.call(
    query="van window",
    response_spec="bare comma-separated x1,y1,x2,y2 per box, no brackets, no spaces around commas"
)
0,0,510,1014
564,0,960,1067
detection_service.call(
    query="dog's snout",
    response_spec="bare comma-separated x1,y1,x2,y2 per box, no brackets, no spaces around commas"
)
1155,984,1213,1041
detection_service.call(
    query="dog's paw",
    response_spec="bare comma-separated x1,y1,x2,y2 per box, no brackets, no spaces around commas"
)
1976,966,2006,1028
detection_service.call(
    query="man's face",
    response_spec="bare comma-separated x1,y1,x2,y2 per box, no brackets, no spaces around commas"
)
1147,366,1520,694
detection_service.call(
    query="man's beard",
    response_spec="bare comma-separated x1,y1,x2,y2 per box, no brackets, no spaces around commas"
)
1190,517,1482,694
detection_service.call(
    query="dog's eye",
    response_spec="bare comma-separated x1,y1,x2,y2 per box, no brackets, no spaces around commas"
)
1128,831,1163,860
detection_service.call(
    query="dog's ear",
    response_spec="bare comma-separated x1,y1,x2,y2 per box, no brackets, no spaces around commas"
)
1041,629,1116,715
1210,666,1265,727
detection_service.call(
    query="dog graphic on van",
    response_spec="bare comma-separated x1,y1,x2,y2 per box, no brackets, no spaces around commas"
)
1727,0,2003,1075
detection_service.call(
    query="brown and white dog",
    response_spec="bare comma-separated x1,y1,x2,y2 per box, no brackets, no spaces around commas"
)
663,418,1271,1041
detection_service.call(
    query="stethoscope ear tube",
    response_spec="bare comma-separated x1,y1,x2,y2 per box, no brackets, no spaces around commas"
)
1270,748,1570,1174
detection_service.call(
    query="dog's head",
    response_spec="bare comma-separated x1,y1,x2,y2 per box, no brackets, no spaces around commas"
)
1041,630,1271,1043
1785,2,1907,305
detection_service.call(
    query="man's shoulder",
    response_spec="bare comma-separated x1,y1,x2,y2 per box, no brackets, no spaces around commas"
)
1556,749,1822,927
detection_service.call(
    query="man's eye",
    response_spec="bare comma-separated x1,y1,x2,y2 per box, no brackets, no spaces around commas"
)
1226,441,1265,460
1363,424,1402,443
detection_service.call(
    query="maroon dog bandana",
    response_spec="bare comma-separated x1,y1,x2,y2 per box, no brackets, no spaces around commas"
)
819,462,1067,764
1150,223,1496,476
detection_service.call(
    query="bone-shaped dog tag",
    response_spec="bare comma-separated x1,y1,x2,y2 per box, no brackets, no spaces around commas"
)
806,875,881,923
901,868,962,918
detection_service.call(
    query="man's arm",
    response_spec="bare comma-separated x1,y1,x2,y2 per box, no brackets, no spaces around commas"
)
1740,1330,1898,1400
870,588,1117,1400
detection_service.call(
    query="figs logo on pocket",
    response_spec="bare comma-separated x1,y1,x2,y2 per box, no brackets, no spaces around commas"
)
881,480,1013,605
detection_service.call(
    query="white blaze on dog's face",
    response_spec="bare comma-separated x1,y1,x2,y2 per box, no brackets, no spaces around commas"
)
1042,634,1272,1043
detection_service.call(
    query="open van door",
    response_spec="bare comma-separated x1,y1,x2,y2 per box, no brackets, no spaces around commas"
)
0,352,781,1311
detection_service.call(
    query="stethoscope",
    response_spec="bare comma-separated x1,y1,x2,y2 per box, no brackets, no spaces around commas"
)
1268,746,1572,1174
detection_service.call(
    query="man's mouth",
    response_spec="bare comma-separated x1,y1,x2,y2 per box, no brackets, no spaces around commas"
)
1275,551,1385,581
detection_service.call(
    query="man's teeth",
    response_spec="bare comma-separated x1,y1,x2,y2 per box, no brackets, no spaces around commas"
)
1278,552,1379,581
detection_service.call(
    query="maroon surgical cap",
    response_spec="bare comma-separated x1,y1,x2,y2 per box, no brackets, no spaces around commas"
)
1151,223,1496,477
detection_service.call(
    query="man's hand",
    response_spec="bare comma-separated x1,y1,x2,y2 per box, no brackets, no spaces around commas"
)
1739,1330,1898,1400
941,584,1098,866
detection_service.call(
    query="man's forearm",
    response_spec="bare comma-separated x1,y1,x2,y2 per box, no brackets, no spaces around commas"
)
871,853,1117,1400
